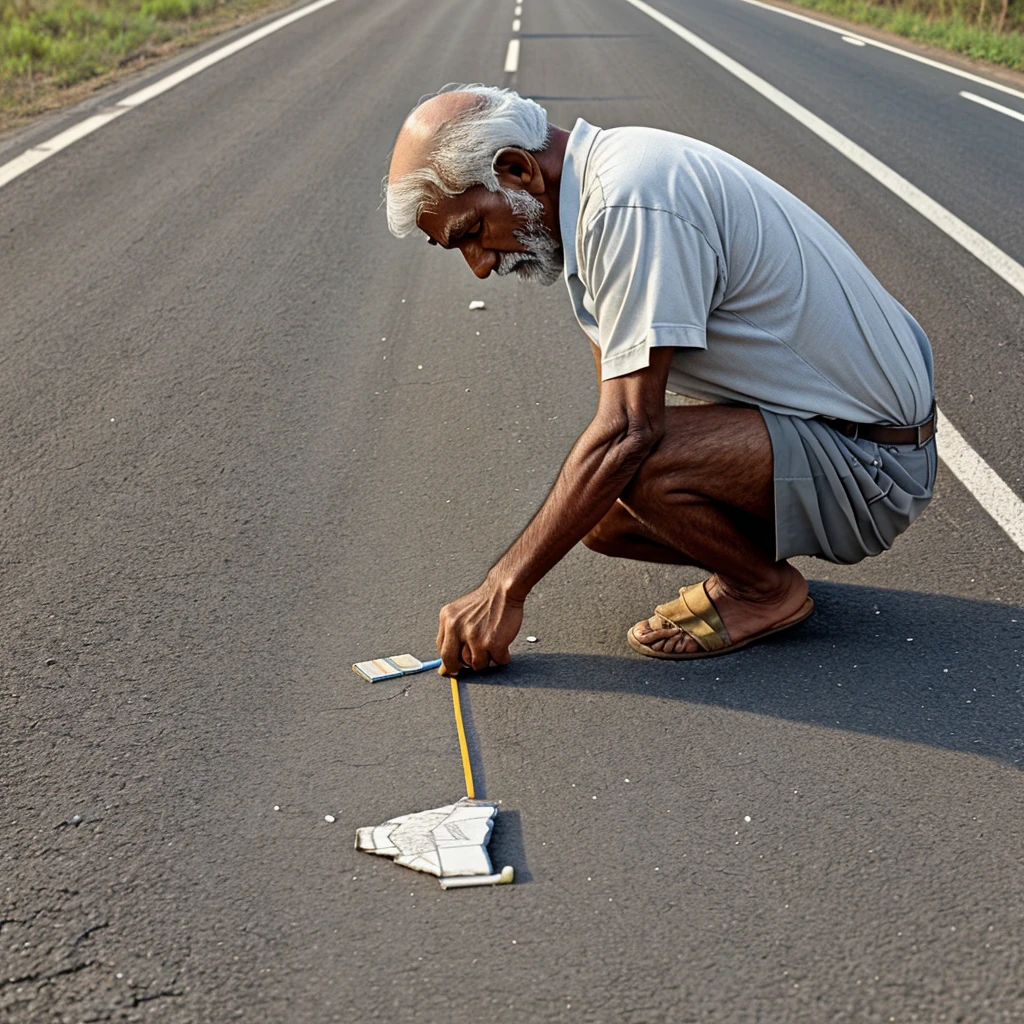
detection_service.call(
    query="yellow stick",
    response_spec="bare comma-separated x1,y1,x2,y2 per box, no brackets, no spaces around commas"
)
450,677,475,799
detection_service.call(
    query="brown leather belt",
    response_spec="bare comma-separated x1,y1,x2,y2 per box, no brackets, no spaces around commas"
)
821,407,935,447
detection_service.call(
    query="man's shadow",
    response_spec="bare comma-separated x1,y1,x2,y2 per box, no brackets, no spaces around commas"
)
499,581,1024,766
470,582,1022,879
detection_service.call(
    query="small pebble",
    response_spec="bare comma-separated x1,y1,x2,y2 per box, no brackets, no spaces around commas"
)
744,815,751,822
273,805,280,811
468,300,486,310
526,635,538,643
324,815,336,823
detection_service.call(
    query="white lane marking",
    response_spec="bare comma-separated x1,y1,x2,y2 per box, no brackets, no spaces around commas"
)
961,90,1024,125
513,17,521,31
621,0,1024,552
504,38,520,73
936,409,1024,552
514,4,522,14
0,0,342,192
738,0,1024,103
0,109,128,188
842,35,865,46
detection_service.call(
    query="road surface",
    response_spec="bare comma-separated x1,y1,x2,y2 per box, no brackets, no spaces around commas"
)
2,0,1023,1019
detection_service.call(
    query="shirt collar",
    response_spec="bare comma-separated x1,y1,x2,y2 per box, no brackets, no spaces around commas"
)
558,118,601,280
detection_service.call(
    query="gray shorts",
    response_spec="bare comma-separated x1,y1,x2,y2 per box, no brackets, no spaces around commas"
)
761,410,937,565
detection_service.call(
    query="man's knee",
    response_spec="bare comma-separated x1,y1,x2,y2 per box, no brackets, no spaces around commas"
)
581,519,619,555
581,501,635,554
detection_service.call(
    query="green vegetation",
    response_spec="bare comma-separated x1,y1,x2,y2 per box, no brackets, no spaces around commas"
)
787,0,1024,71
0,0,287,132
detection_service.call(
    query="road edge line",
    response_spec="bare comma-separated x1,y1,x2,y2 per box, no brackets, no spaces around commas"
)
736,0,1024,103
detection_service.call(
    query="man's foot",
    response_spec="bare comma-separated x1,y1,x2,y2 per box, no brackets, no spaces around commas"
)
629,566,810,656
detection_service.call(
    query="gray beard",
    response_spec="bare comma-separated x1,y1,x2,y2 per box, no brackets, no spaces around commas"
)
494,189,564,286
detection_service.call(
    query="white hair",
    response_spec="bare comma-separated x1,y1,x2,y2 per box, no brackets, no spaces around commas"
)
385,84,550,238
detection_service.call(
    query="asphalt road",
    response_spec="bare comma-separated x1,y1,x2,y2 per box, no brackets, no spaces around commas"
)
2,0,1023,1020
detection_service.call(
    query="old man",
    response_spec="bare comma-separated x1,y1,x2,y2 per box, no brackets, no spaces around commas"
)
385,85,935,675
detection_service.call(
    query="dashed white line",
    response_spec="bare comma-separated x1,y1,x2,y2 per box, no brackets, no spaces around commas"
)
621,0,1024,553
504,38,520,73
513,17,521,31
961,90,1024,124
514,4,522,16
737,0,1024,103
0,0,343,192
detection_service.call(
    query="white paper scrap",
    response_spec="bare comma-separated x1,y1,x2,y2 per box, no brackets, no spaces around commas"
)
355,797,513,887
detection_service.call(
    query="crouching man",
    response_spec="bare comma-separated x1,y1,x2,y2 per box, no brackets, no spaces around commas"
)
384,85,935,675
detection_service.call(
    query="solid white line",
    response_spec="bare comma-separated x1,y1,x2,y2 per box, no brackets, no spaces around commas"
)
737,0,1024,104
620,0,1024,553
936,409,1024,551
961,90,1024,125
513,17,521,31
504,38,520,73
841,35,866,46
0,0,342,192
0,108,129,189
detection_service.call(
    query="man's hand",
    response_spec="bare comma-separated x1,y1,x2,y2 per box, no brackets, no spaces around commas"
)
436,579,525,677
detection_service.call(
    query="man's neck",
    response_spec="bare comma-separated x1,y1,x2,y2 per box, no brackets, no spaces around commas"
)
537,125,571,240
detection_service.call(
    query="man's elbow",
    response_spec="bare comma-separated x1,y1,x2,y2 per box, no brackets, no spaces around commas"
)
619,415,664,462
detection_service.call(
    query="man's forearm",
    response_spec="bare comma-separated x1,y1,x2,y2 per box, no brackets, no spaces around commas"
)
487,419,657,601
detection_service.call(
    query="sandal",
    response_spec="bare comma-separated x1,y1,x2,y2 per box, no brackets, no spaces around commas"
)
627,580,814,660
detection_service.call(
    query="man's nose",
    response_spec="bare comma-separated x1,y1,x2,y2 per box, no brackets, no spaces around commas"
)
462,243,497,279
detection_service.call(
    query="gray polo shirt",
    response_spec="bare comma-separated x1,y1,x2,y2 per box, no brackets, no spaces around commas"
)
558,119,934,424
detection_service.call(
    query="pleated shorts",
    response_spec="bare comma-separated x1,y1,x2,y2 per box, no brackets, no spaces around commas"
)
761,410,937,565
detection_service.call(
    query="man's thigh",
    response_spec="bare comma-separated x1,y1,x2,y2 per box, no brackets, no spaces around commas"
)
623,404,774,520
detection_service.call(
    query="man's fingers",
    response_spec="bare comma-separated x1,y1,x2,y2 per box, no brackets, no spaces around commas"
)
468,644,493,672
437,611,461,677
491,646,512,666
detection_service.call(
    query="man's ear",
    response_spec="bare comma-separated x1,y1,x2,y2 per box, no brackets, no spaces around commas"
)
493,147,546,195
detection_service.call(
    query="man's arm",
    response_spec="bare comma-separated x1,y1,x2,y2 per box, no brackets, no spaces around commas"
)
436,347,674,674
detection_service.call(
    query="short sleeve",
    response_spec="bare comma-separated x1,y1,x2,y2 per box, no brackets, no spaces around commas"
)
580,205,723,381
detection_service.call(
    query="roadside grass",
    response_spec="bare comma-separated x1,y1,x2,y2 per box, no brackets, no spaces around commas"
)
785,0,1024,71
0,0,295,136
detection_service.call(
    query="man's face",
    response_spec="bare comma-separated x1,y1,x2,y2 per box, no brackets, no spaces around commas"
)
416,184,564,286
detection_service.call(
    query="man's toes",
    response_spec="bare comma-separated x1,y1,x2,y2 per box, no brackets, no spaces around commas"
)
632,622,681,650
665,633,691,654
632,617,661,638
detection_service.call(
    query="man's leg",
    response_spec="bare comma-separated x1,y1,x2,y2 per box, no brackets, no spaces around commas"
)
581,404,809,655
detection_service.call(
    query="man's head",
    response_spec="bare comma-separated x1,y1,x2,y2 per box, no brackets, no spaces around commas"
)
385,85,565,286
